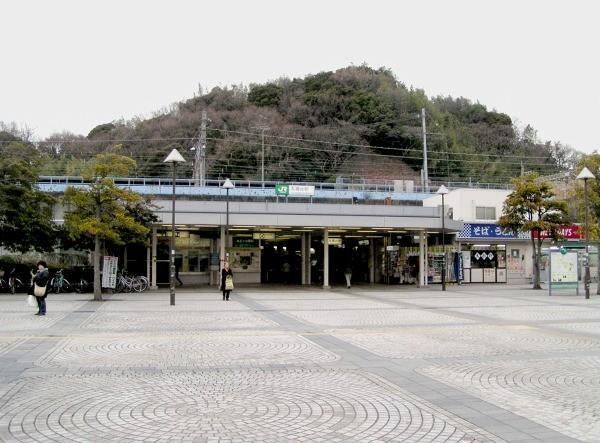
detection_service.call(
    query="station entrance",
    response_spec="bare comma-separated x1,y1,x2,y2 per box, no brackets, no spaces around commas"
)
141,226,455,288
309,236,372,286
260,236,302,284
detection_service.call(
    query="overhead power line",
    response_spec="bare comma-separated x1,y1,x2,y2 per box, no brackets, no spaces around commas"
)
0,129,565,161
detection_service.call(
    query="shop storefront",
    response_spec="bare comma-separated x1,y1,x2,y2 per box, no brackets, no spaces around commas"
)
382,233,455,285
458,223,531,284
536,225,598,282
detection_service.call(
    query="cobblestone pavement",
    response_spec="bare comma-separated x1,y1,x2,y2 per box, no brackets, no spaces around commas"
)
0,284,599,442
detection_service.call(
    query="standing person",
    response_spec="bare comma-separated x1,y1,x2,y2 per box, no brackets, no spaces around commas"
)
344,253,353,289
175,260,183,287
32,261,50,316
221,262,234,301
281,261,291,284
344,265,352,289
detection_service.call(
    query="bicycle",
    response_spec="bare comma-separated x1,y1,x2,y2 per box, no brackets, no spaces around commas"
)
114,271,147,293
50,269,73,293
7,269,24,294
73,278,92,293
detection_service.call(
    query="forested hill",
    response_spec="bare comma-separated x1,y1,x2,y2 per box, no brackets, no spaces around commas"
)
18,65,582,183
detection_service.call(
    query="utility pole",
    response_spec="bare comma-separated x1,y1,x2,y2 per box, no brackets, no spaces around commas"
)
421,108,429,192
193,111,207,186
260,127,269,187
250,125,270,187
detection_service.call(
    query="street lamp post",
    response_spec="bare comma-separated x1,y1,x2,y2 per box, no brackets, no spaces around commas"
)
221,178,235,267
163,148,186,306
437,185,449,291
577,167,595,299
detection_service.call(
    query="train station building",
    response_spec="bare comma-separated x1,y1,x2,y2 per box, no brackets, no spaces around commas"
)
42,176,590,288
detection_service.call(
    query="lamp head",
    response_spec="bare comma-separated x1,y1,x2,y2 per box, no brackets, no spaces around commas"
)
436,184,449,195
576,167,595,181
222,178,235,189
163,149,186,163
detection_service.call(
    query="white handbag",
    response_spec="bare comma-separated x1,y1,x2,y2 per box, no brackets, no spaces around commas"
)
225,275,234,290
27,294,37,307
33,283,46,297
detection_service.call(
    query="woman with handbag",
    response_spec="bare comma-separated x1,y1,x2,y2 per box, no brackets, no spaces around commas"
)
32,261,50,316
220,262,234,301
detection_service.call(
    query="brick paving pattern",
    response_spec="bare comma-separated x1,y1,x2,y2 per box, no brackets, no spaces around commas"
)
330,324,600,359
1,285,599,442
37,332,339,368
419,357,600,442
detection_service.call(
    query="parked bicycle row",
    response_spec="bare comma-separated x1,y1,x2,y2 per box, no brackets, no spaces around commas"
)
0,265,149,294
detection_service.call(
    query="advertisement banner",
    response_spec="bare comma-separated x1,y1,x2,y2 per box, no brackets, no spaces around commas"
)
454,252,464,282
459,223,526,239
102,256,118,288
532,225,582,240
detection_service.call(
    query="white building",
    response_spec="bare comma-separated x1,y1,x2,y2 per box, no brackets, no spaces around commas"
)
424,188,533,284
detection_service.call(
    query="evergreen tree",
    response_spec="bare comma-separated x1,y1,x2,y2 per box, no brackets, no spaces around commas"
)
63,149,155,300
499,173,569,289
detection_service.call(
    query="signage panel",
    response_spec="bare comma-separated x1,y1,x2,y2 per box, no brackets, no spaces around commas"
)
549,250,579,295
532,225,582,240
459,223,527,239
275,184,289,196
253,232,276,240
275,183,315,197
289,185,315,196
233,238,258,248
102,256,118,288
462,251,471,268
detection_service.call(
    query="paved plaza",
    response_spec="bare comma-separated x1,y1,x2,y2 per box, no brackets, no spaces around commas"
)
1,284,600,442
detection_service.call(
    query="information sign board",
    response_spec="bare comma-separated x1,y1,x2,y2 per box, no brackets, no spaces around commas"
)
102,256,118,288
549,250,579,295
275,184,289,196
289,185,315,196
275,184,315,197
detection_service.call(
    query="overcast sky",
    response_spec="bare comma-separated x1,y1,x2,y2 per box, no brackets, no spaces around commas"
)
1,0,598,152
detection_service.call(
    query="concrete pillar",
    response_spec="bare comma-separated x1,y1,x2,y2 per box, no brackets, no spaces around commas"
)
323,228,330,289
418,230,428,287
146,246,151,281
307,232,312,285
370,241,375,283
209,237,215,286
151,227,158,290
220,225,226,269
301,233,307,285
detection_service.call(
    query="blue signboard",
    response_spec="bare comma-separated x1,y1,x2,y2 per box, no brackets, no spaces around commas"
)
453,252,464,282
458,223,528,239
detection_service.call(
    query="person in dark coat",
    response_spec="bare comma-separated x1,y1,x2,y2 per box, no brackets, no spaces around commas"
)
32,260,50,316
175,261,183,286
220,262,233,301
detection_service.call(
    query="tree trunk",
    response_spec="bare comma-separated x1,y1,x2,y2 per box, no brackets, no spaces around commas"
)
531,236,541,289
93,234,103,301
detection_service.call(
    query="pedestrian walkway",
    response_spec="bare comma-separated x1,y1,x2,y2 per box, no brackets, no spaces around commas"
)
0,284,599,442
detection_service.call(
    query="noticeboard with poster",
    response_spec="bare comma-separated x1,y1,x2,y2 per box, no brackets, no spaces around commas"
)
461,251,471,269
227,248,260,272
497,250,506,268
549,250,578,295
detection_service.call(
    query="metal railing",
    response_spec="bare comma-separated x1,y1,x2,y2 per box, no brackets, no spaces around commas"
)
38,176,513,193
